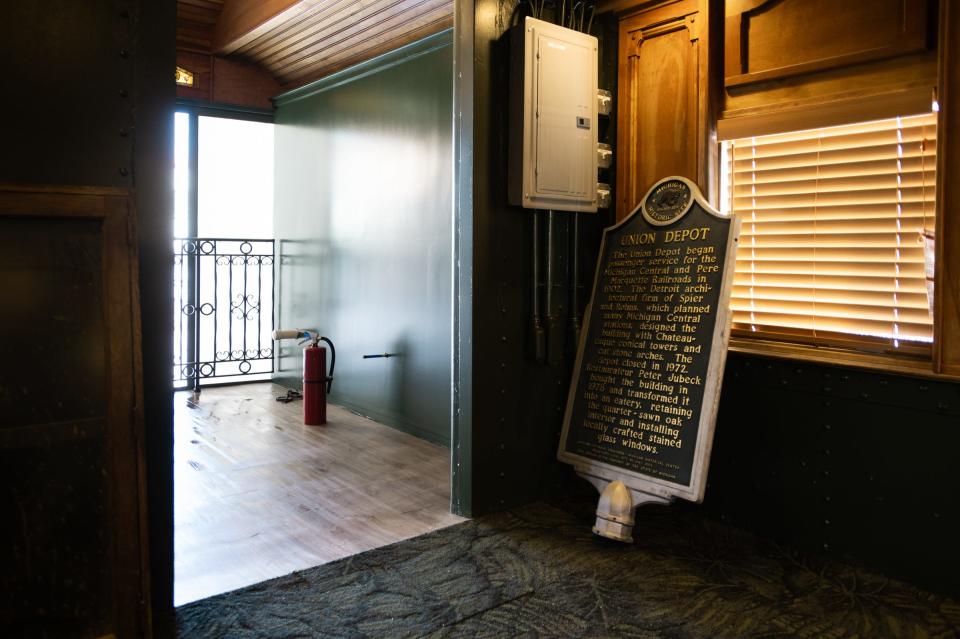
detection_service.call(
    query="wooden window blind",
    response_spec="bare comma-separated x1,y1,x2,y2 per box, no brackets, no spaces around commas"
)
722,113,937,355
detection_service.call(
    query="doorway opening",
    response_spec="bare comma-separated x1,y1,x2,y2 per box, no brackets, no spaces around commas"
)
172,112,275,392
172,99,462,606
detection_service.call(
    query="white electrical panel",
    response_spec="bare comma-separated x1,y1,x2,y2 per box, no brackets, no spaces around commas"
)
509,17,598,213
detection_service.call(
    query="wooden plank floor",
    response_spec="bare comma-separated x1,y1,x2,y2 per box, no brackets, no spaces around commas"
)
174,382,464,606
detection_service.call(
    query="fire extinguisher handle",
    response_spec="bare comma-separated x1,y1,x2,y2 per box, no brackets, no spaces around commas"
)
319,336,336,392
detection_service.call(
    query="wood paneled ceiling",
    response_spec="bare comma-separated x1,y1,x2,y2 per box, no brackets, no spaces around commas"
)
177,0,454,91
177,0,226,52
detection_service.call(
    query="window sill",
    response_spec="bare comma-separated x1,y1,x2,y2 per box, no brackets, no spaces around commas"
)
727,337,960,382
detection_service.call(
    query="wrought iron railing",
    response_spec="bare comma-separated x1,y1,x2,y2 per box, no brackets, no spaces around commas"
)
173,238,275,389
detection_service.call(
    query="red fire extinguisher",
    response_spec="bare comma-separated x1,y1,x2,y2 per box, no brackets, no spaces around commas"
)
273,329,336,426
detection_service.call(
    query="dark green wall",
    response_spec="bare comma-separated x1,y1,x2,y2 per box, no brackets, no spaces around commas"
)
459,0,617,516
0,0,175,633
273,33,454,446
710,355,960,595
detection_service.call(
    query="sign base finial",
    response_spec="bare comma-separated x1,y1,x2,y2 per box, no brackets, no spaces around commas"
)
592,480,635,542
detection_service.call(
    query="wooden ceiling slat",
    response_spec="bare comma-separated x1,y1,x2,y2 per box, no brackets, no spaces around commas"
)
177,0,453,92
179,0,224,8
177,0,224,54
285,0,447,72
235,0,358,60
257,0,407,68
262,0,449,78
281,3,452,83
281,0,450,82
282,13,453,88
214,0,311,54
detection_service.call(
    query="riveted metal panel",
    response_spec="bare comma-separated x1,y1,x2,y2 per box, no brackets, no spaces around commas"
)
709,354,960,595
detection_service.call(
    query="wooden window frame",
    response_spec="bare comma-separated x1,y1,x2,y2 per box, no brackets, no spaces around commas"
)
932,0,960,378
722,114,937,364
716,82,960,380
717,2,960,381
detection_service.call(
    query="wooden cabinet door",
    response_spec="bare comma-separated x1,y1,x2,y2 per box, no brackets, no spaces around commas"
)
616,0,715,220
0,186,150,638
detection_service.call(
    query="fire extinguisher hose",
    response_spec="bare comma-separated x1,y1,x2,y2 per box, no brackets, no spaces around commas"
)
318,336,336,392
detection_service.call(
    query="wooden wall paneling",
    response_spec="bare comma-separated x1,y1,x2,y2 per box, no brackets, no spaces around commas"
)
176,50,281,108
725,0,929,88
935,0,960,376
0,186,150,638
211,56,283,108
176,50,213,101
720,48,937,138
616,0,715,220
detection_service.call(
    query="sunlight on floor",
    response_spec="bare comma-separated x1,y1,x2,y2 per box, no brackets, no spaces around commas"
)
173,382,463,606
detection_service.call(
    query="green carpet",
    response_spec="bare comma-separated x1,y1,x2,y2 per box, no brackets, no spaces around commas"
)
176,499,960,638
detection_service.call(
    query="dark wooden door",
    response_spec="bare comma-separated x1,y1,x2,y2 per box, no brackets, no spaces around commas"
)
0,186,151,638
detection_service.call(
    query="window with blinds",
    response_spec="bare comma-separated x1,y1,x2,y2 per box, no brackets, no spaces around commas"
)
721,113,937,355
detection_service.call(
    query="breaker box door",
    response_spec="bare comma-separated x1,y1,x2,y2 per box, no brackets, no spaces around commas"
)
509,17,598,213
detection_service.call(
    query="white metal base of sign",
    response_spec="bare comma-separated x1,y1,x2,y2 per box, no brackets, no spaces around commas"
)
576,466,673,543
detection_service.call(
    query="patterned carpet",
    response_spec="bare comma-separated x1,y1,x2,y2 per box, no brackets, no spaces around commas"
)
176,498,960,638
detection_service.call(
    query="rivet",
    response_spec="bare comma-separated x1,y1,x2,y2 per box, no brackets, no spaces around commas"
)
824,519,831,525
823,543,830,550
937,402,949,410
824,424,831,430
501,307,507,313
120,49,129,58
499,472,505,478
824,496,831,502
501,335,507,342
499,443,506,450
119,167,128,176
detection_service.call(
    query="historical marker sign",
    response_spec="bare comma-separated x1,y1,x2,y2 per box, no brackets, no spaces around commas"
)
559,177,740,504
